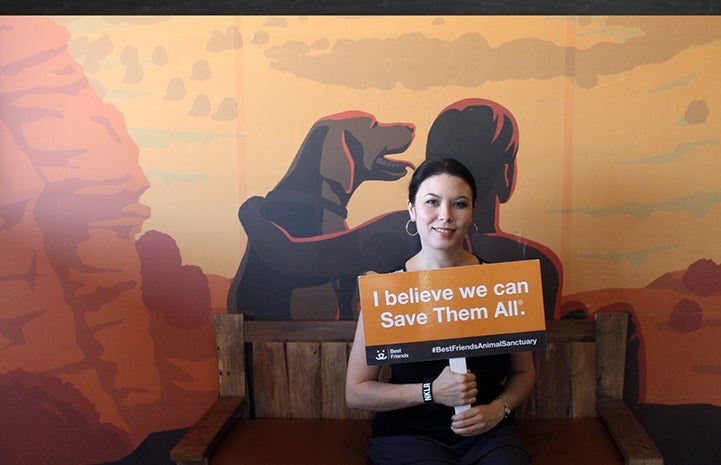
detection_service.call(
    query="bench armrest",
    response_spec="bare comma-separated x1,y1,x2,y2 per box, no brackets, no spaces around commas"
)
599,399,663,465
170,396,246,465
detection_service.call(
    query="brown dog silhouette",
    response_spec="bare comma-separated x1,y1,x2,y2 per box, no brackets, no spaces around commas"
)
229,111,415,320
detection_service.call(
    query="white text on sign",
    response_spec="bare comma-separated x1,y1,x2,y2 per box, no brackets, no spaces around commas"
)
373,280,529,308
380,300,525,328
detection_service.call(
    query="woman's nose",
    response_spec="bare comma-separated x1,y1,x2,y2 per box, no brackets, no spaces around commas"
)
438,204,452,221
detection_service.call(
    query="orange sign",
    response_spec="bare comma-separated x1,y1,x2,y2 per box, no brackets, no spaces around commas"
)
358,260,547,365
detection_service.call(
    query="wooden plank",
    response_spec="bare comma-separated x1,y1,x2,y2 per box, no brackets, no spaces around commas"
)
245,319,595,344
534,342,572,419
596,313,628,400
320,342,353,419
287,342,322,418
545,319,597,343
245,320,357,342
170,396,244,463
599,399,664,465
570,342,597,418
252,342,291,418
238,316,612,422
215,314,246,398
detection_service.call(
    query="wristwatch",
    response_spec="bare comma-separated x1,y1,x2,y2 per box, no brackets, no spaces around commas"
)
495,397,511,419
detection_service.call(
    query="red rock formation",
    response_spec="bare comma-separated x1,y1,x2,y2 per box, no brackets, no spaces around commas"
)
136,230,212,330
0,17,217,464
682,258,721,296
669,298,704,333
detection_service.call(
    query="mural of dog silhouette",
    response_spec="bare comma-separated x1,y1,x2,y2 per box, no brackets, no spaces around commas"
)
233,99,563,320
229,111,415,320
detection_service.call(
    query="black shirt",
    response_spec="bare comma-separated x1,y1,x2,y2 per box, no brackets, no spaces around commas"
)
371,256,511,445
371,353,510,445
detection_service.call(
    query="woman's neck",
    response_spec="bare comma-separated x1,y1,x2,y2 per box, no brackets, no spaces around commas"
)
406,248,476,271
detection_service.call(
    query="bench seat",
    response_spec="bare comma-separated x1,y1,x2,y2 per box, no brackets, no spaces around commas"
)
171,313,663,465
205,417,625,465
211,418,372,465
519,418,623,465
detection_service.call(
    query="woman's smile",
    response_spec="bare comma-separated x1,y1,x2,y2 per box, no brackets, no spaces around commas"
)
432,226,456,236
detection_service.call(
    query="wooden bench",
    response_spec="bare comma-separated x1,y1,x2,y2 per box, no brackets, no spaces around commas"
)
170,312,663,465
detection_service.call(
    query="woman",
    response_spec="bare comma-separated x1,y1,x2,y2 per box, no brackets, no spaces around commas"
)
345,158,535,465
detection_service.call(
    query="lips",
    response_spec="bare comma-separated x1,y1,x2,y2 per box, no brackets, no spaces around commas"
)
432,226,456,235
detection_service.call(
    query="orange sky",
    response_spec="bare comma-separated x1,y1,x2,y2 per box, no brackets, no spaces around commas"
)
54,15,721,296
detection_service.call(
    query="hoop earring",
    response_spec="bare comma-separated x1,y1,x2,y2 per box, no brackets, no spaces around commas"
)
405,219,418,237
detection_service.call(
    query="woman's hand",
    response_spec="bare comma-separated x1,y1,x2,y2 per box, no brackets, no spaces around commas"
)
432,366,477,407
450,401,505,437
450,351,535,437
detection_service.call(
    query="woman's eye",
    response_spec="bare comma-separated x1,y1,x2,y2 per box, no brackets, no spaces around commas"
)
425,199,438,206
454,201,469,208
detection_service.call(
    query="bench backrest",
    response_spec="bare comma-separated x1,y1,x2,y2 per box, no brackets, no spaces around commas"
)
215,312,628,421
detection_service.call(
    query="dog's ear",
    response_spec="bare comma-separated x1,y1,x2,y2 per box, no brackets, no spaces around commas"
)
320,128,360,194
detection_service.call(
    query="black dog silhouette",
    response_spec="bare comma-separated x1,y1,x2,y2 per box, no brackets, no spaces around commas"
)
229,111,415,320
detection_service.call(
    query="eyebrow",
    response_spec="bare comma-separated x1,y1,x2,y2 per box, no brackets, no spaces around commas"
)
422,193,471,201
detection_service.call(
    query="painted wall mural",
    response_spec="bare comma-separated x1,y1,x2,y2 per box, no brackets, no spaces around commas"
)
1,15,720,465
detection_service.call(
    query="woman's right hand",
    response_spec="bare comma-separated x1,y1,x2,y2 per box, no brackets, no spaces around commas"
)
432,366,477,407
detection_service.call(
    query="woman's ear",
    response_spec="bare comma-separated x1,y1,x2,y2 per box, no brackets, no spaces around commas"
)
407,200,416,221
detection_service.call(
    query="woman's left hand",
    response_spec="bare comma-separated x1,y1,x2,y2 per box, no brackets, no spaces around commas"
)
450,401,505,437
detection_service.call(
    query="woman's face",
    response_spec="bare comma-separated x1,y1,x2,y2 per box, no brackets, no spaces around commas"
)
408,173,474,253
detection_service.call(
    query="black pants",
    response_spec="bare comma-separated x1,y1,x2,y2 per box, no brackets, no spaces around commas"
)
367,424,530,465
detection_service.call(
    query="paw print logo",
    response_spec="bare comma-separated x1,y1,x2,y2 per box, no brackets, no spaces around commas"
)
375,349,388,361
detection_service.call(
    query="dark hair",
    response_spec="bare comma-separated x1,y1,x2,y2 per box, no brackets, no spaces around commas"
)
426,99,518,201
408,158,477,205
